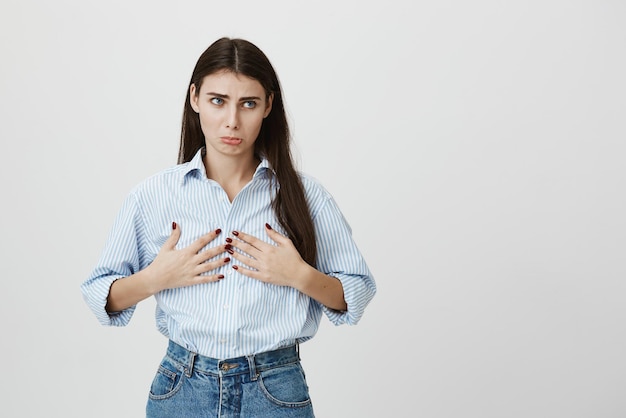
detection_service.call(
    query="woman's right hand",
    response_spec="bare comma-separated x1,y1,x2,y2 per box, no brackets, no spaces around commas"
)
147,222,229,292
106,222,228,313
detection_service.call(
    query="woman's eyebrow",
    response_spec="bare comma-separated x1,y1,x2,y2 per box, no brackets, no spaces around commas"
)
206,92,228,98
205,92,261,101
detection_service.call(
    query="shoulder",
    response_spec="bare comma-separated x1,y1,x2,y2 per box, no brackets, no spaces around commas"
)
299,171,329,194
128,162,189,197
298,172,334,211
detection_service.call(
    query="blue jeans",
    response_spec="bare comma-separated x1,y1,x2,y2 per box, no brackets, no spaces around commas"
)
146,340,315,417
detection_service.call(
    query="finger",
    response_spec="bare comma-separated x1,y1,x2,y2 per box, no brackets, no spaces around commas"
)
229,250,260,271
189,228,223,253
231,264,261,280
264,223,290,245
195,243,229,264
192,272,225,285
164,221,182,250
196,256,232,275
229,238,262,258
231,230,264,251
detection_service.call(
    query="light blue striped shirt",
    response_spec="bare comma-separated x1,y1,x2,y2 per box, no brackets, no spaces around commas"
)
81,149,376,358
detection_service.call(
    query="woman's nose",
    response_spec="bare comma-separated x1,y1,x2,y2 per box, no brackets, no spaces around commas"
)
225,107,239,129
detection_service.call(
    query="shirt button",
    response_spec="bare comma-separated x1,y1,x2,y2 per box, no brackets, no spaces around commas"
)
223,304,229,310
219,338,227,344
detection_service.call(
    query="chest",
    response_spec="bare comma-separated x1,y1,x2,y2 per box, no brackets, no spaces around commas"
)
138,180,279,260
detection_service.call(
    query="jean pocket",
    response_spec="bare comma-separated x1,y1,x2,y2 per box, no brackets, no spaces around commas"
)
148,357,185,400
258,362,312,407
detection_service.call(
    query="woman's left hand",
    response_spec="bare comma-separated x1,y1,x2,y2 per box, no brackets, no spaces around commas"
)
226,223,309,288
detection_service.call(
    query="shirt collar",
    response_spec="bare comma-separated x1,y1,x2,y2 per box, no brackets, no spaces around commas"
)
181,148,275,185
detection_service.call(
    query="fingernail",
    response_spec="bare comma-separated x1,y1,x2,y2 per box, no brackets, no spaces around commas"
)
172,222,177,230
232,265,238,270
225,237,233,243
224,257,230,263
218,274,224,279
265,223,272,230
232,231,239,236
215,228,222,235
225,244,232,250
226,248,234,255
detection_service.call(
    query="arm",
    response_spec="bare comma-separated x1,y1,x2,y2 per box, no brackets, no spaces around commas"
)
228,224,348,311
294,264,347,311
81,191,229,325
106,224,228,312
307,193,376,325
227,194,375,321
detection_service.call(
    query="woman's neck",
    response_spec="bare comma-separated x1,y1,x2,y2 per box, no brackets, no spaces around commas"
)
203,151,259,201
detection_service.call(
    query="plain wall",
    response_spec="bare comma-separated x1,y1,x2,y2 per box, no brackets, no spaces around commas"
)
1,1,625,417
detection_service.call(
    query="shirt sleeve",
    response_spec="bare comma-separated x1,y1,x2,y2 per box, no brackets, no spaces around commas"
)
80,192,144,326
313,196,376,326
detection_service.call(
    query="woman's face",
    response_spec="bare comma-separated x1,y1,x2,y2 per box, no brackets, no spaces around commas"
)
190,70,272,159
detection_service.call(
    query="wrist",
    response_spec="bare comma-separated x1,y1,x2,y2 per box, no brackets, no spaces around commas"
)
139,265,164,296
292,262,318,293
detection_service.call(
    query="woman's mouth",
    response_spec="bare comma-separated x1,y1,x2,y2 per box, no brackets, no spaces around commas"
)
221,136,243,145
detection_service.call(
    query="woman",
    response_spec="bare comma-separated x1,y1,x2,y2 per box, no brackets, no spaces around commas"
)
81,37,376,417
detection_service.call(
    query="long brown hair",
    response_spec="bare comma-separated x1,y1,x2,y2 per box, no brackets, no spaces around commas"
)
178,37,317,266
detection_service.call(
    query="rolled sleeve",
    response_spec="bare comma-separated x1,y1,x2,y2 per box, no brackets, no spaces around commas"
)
81,192,144,327
323,273,376,325
81,274,136,326
313,195,376,326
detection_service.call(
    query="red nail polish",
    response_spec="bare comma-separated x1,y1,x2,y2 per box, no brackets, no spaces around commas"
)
232,265,238,270
172,222,177,230
232,231,239,236
215,228,222,235
225,244,232,250
265,223,272,230
227,248,234,255
225,237,232,243
224,257,230,263
218,274,224,279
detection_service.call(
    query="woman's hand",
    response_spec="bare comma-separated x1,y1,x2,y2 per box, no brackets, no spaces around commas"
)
227,223,347,310
226,223,309,288
106,222,230,313
147,222,230,292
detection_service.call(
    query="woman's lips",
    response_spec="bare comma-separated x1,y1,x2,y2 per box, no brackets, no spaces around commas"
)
221,136,243,145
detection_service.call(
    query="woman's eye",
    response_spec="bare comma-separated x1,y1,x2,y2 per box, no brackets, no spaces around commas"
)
242,101,257,109
210,97,224,105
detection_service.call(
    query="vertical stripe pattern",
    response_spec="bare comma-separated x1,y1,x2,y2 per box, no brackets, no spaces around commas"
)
81,149,376,358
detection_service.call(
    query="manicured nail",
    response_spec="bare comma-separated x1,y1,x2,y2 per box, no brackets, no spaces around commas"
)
225,237,233,243
172,222,177,230
232,265,239,270
218,274,225,279
226,248,234,255
215,228,222,235
265,223,272,230
225,244,232,250
224,257,230,263
232,231,239,236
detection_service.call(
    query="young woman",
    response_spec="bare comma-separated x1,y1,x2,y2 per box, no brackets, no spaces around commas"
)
81,37,376,417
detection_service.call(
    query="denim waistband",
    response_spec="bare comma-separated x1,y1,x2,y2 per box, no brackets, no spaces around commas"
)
166,340,300,378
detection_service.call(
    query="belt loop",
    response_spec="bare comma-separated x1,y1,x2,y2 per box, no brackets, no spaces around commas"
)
185,351,196,378
247,354,258,381
296,341,300,360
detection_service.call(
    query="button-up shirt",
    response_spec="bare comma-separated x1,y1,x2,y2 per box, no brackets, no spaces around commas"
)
81,149,376,358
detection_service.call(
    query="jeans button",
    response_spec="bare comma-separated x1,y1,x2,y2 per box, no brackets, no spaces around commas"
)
220,362,237,371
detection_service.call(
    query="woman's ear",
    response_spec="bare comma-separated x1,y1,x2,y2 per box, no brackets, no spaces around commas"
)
189,84,199,113
264,93,274,118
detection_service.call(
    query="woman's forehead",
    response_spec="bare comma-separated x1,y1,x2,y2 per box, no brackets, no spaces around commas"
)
199,71,264,94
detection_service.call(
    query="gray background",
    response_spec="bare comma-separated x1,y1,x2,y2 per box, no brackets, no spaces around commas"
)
1,1,625,417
